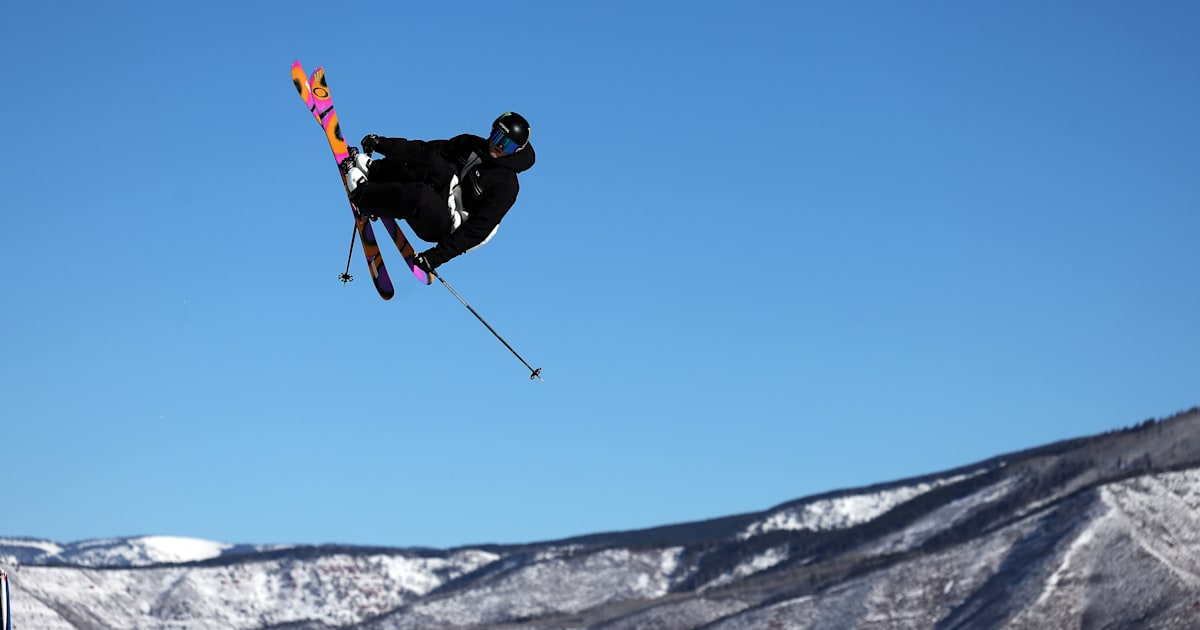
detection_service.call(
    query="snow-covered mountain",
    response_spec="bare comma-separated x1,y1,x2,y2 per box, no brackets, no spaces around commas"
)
0,536,284,568
4,407,1199,629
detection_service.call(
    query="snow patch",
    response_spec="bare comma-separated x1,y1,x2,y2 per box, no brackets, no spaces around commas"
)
0,539,64,556
702,545,789,591
1035,514,1101,608
135,536,231,564
740,471,985,539
868,476,1021,555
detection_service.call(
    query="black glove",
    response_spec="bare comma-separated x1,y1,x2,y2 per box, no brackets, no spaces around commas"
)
360,134,380,154
413,251,437,274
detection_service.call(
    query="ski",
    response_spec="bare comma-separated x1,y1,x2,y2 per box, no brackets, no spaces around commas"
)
381,216,432,285
292,61,431,292
312,67,431,286
291,60,393,299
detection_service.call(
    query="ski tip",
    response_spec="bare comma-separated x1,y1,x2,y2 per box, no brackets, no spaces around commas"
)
291,67,308,95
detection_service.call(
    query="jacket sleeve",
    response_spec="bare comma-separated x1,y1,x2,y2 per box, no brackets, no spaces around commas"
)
423,188,515,268
372,137,448,166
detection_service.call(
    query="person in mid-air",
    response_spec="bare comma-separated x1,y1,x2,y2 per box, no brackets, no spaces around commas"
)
340,112,535,273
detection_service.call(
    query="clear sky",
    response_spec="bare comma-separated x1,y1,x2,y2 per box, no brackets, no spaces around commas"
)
2,2,1197,550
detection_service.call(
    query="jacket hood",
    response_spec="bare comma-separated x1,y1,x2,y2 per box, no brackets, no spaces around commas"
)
492,142,536,174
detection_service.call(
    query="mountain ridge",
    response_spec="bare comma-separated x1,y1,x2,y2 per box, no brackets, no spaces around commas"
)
3,406,1198,629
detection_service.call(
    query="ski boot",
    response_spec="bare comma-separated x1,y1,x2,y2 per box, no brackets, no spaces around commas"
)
339,146,373,189
339,147,377,220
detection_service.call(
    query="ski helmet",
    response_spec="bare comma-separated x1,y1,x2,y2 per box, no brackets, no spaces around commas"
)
489,112,530,154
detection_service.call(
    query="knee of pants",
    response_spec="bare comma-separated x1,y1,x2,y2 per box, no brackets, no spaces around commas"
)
408,200,453,242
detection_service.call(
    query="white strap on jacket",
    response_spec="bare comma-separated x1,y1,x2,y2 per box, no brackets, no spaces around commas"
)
446,154,500,251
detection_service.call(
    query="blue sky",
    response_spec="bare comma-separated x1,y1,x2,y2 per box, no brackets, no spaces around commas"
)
2,2,1197,549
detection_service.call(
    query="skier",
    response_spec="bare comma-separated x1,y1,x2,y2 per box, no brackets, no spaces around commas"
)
340,112,535,274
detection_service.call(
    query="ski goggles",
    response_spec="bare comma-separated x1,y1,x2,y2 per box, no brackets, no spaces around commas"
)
488,128,523,155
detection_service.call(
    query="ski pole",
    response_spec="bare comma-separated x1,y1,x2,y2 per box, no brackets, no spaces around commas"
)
339,223,357,284
431,269,543,381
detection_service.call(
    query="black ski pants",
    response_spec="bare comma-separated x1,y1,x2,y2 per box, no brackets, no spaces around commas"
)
352,157,452,243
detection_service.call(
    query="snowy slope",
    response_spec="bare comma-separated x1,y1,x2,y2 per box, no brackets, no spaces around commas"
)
737,470,983,539
7,549,500,629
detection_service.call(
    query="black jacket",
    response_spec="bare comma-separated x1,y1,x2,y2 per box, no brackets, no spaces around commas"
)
372,134,536,268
